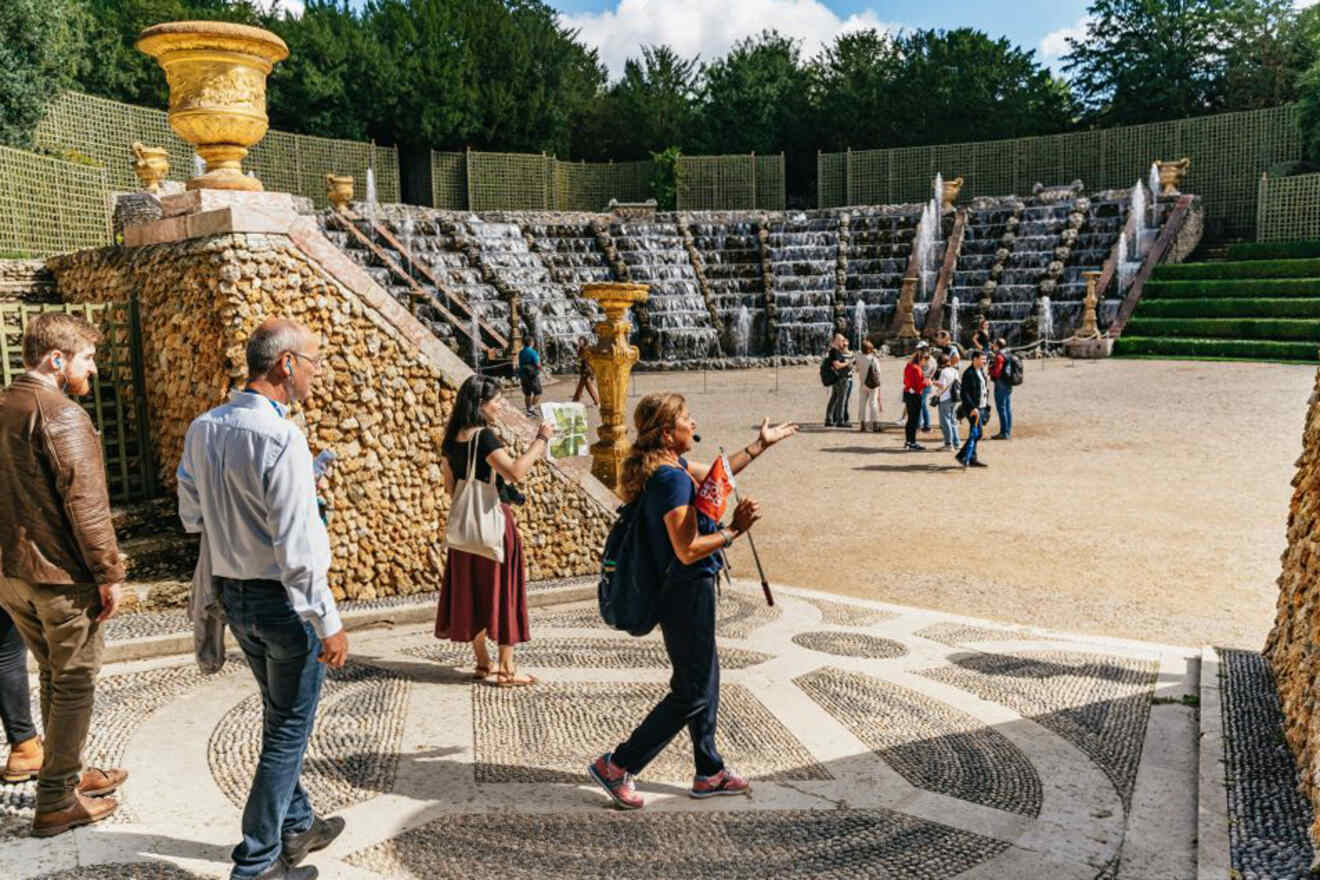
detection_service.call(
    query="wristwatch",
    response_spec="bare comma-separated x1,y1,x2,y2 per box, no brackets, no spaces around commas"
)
720,528,734,548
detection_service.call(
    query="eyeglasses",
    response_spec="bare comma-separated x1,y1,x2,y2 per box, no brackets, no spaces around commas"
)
289,351,322,369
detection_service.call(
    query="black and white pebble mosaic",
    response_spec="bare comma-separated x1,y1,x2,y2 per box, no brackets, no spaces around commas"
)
915,622,1055,647
29,864,212,879
208,662,409,814
1219,648,1315,880
920,650,1156,809
402,636,772,670
345,807,1012,879
530,591,779,639
473,682,830,784
796,667,1043,817
804,597,897,627
791,631,907,659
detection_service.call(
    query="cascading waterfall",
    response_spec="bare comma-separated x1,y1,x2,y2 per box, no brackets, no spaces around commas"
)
471,307,480,373
400,213,415,278
731,304,751,357
1129,181,1147,255
192,154,205,178
1149,163,1161,223
1038,295,1053,342
366,167,378,235
853,298,868,350
950,296,960,344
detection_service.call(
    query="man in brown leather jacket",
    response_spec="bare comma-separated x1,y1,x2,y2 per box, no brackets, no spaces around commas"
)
0,312,129,837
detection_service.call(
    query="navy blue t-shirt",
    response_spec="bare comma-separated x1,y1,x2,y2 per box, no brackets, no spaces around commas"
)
640,458,723,583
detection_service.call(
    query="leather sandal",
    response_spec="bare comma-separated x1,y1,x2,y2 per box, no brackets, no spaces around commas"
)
472,665,492,680
495,671,537,688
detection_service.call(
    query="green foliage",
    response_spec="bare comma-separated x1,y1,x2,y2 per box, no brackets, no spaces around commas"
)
576,46,700,161
649,146,680,210
1143,278,1320,297
1297,62,1320,163
1154,258,1320,279
1113,336,1319,360
1227,240,1320,260
1137,297,1320,318
1123,316,1320,340
0,0,88,148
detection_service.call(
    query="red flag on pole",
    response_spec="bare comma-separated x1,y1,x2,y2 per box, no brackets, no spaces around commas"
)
693,452,735,520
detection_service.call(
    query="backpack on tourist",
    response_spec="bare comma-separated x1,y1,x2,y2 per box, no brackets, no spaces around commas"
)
1008,353,1025,386
864,358,881,390
598,497,670,637
820,354,839,387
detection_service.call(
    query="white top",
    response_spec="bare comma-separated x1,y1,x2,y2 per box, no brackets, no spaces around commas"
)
977,367,991,407
935,366,959,402
854,352,875,381
177,390,341,638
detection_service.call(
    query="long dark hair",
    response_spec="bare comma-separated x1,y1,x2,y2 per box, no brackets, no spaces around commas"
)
442,375,501,457
618,393,686,503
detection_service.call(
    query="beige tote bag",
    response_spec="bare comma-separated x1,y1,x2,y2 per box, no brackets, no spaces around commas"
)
445,429,506,563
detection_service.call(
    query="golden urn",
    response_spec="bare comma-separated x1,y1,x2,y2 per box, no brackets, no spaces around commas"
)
1156,158,1190,196
326,174,354,212
1076,270,1103,339
130,142,170,194
941,176,964,211
136,21,289,192
582,282,649,493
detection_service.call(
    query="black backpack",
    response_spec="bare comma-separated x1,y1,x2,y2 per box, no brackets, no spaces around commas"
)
598,492,670,637
1008,353,1025,386
820,354,839,387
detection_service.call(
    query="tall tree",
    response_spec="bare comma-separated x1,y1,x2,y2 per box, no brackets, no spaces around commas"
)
577,45,700,160
1062,0,1228,125
808,28,904,152
1220,0,1319,111
0,0,87,148
695,30,810,155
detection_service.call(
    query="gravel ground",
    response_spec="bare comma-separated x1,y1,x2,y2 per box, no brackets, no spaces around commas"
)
533,358,1313,649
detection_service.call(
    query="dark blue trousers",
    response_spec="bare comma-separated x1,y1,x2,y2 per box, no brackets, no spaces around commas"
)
0,605,35,745
612,574,723,778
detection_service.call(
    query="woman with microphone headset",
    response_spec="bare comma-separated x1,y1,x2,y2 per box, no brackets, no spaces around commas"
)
588,392,797,809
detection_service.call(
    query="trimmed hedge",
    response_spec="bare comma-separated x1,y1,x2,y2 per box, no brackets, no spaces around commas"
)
1226,240,1320,261
1135,297,1320,318
1122,317,1320,341
1143,278,1320,298
1154,258,1320,281
1113,336,1319,360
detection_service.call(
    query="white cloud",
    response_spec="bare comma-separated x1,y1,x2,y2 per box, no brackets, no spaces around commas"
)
559,0,899,80
1039,16,1090,60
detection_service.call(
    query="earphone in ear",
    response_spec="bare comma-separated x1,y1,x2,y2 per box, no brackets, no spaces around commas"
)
285,358,293,372
52,355,63,369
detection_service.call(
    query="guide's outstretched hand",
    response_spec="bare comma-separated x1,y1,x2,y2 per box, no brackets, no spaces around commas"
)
758,417,799,448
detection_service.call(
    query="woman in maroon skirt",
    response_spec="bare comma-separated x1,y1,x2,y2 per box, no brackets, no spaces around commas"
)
437,375,553,686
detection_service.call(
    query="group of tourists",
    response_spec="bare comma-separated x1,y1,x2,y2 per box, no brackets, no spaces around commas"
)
821,316,1019,468
515,337,600,418
0,313,794,879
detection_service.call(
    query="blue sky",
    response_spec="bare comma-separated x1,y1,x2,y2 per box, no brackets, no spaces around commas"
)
548,0,1096,78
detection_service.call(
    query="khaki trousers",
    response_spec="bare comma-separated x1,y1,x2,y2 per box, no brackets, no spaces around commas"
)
0,577,104,812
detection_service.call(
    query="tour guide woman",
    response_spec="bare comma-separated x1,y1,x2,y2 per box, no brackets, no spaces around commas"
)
437,375,554,687
589,392,797,808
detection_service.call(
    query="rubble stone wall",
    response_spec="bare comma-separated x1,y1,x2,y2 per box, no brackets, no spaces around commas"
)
0,259,58,303
1264,365,1320,843
49,232,613,600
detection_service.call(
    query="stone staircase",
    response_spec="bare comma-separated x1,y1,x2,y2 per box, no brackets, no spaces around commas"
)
687,215,765,357
1115,240,1320,361
843,208,923,340
0,260,58,303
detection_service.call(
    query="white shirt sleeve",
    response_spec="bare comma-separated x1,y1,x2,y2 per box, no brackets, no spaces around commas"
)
262,429,341,639
176,422,203,535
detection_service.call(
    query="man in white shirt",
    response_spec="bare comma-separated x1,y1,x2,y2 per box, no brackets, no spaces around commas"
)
178,318,346,880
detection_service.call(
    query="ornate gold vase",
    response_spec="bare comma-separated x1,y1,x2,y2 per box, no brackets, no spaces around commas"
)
131,142,170,194
136,21,289,192
583,282,649,493
326,174,354,212
941,176,964,211
1076,270,1103,339
1157,158,1190,196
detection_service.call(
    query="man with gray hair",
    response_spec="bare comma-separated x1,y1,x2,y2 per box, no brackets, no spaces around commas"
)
178,317,346,880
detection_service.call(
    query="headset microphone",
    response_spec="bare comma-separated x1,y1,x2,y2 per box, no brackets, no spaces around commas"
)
692,434,702,443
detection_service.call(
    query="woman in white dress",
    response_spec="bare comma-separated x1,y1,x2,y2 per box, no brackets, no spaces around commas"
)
854,339,882,432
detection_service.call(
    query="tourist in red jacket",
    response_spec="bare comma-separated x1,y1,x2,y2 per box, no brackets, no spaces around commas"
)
902,343,929,450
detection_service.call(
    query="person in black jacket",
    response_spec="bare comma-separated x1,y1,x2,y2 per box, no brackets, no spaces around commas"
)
955,350,989,468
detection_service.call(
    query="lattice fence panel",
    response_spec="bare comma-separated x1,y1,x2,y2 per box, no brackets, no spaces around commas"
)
0,147,111,257
1258,173,1320,242
930,143,964,203
468,151,552,211
0,301,154,502
431,151,467,209
554,159,653,211
817,105,1303,237
756,154,786,210
35,91,400,208
818,152,847,208
677,155,759,210
846,149,891,206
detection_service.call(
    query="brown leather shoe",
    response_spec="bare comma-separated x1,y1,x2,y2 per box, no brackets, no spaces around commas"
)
2,736,42,783
32,792,118,837
78,767,128,797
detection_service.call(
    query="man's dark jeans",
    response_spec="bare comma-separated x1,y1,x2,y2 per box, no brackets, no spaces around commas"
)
994,382,1013,437
613,574,723,778
218,577,326,879
825,377,850,425
0,605,36,746
958,412,984,464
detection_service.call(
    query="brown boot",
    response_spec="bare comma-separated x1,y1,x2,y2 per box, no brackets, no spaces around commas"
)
2,736,42,783
78,767,128,797
31,791,118,837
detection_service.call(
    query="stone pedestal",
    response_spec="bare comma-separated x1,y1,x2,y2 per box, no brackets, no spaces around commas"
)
123,189,299,246
1064,336,1114,358
583,282,649,493
890,275,920,355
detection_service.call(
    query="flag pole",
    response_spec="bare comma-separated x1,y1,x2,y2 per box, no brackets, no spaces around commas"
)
720,447,774,607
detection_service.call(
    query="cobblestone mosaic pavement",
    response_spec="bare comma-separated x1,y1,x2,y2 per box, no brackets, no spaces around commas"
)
0,582,1201,879
1218,648,1316,879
